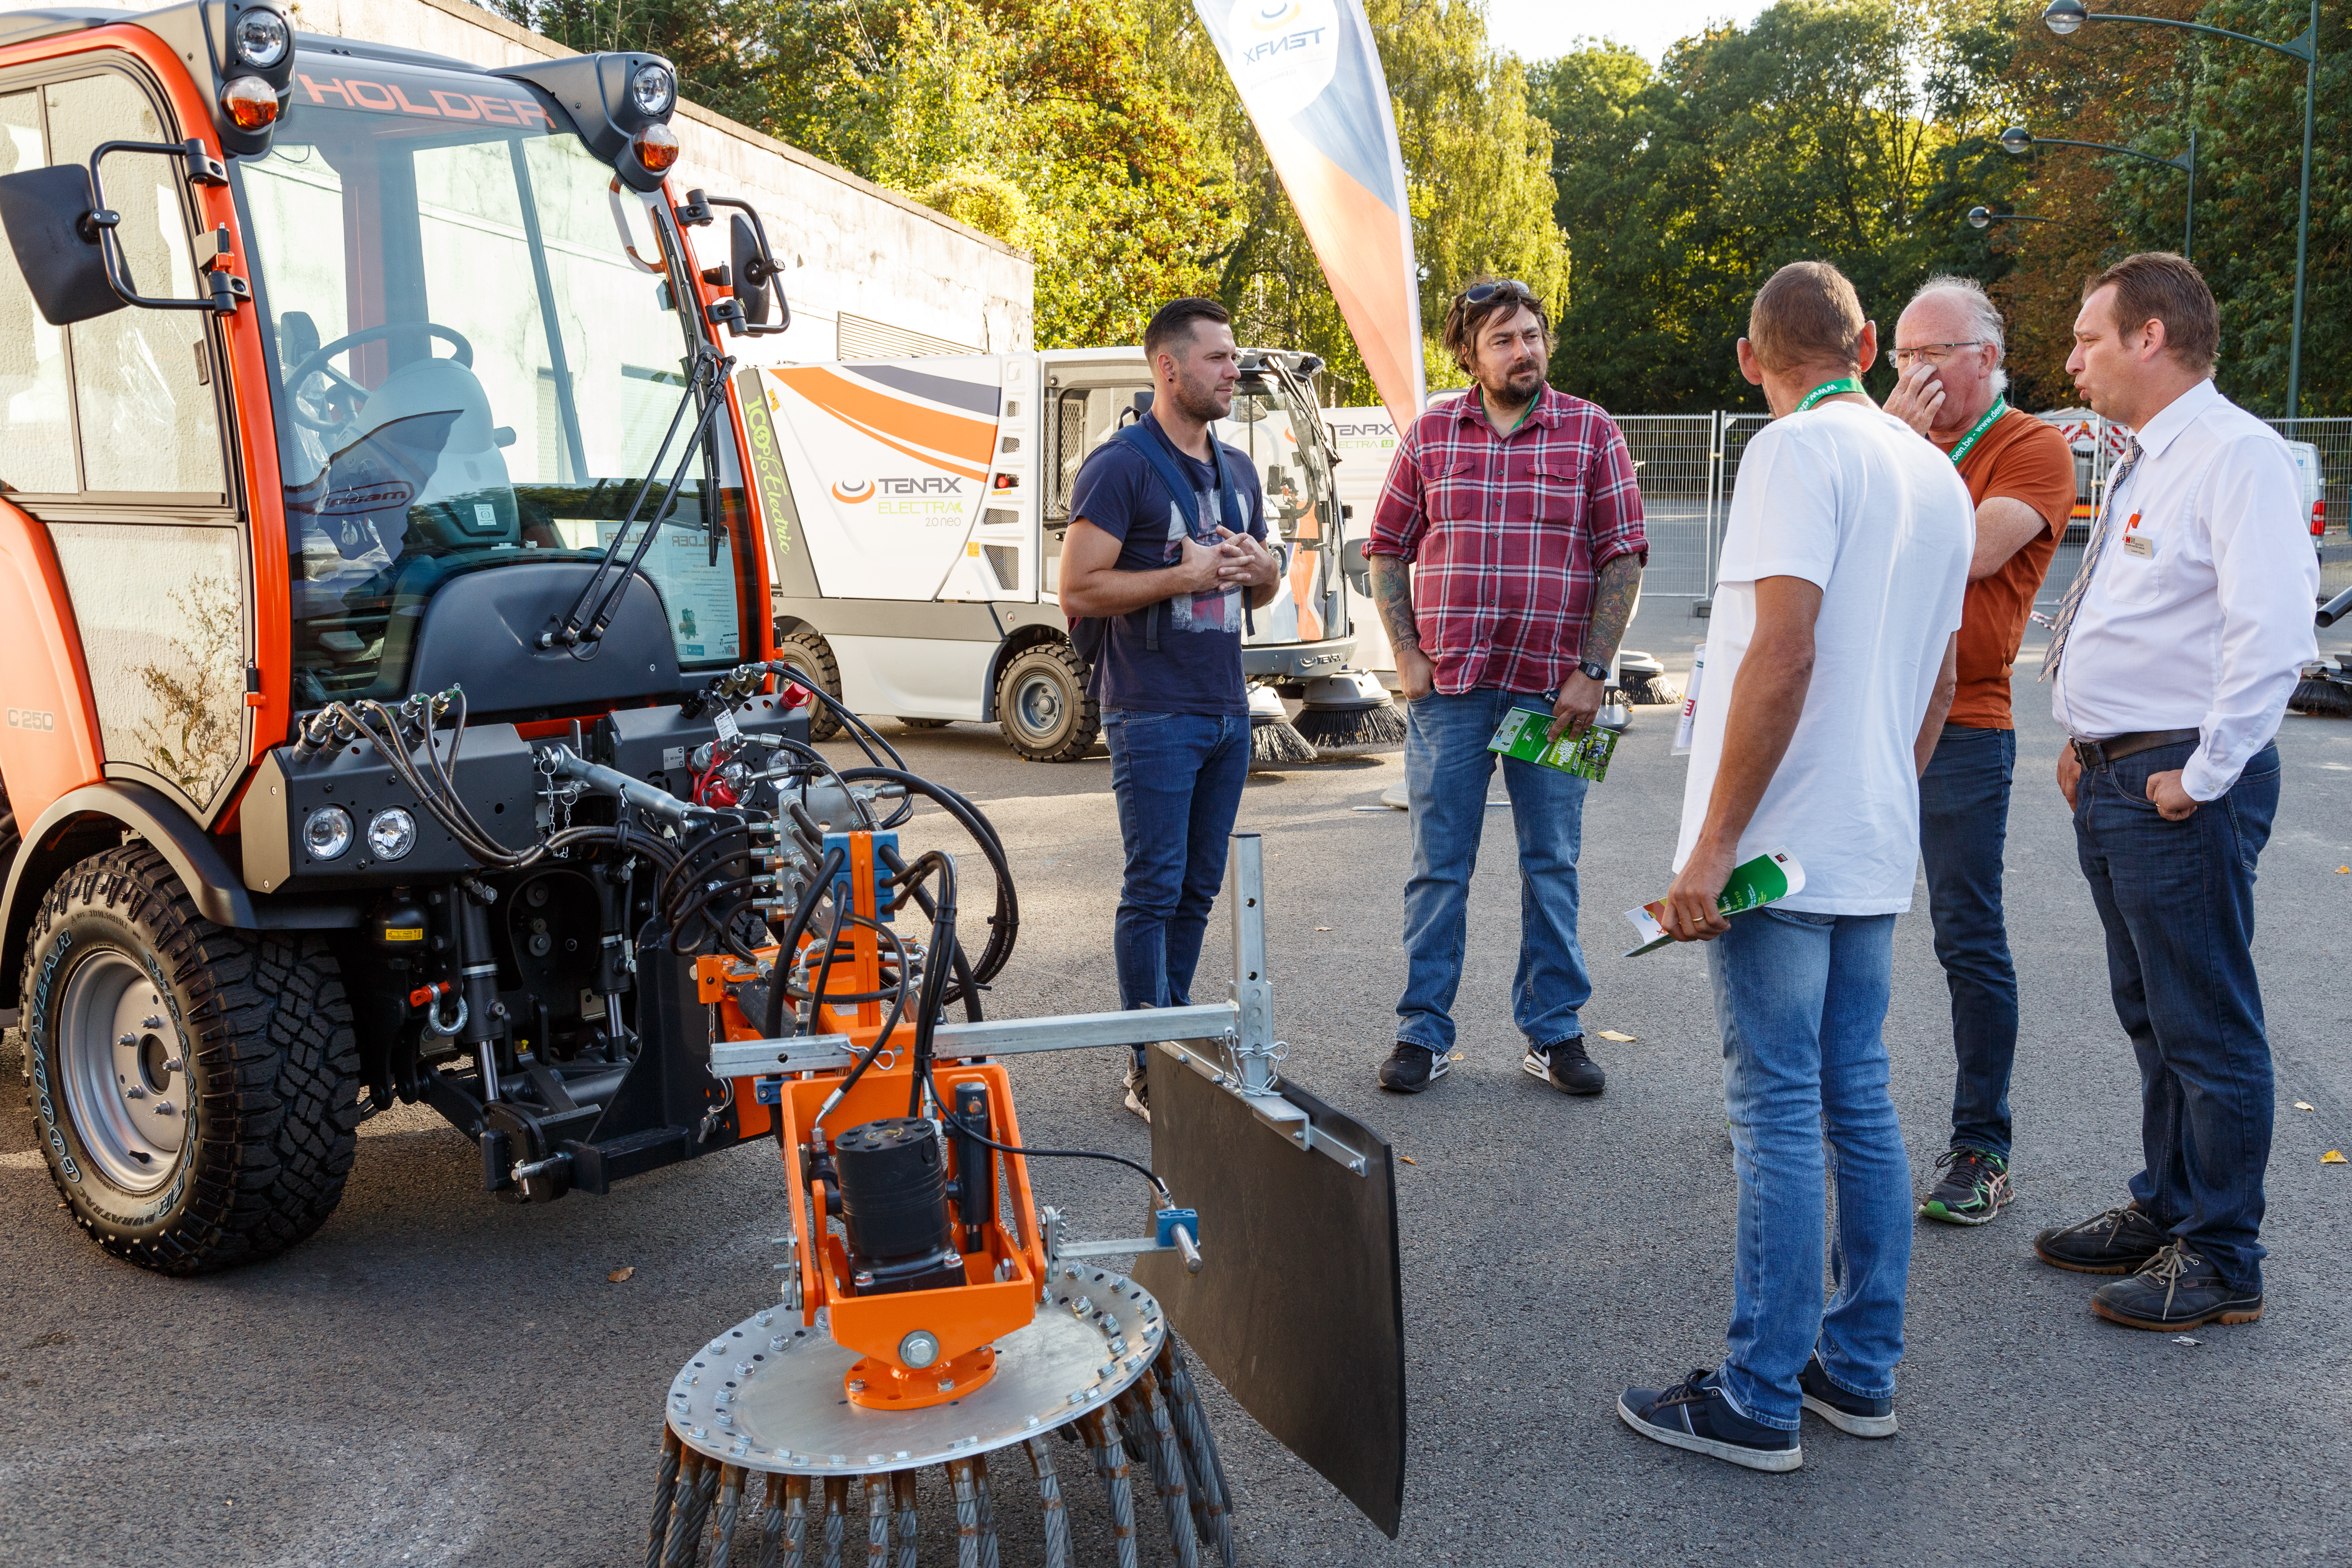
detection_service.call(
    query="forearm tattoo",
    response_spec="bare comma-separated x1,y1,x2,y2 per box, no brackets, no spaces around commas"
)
1581,553,1643,668
1367,553,1421,652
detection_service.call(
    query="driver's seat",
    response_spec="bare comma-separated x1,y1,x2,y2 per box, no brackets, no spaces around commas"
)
340,350,520,550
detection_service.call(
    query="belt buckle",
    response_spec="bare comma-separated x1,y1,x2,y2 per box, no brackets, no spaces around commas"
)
2070,737,2106,770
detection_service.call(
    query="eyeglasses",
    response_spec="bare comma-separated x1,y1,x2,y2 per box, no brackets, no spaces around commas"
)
1458,279,1531,306
1889,341,1991,369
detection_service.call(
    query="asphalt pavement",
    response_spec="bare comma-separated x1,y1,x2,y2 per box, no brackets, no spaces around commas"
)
5,598,2351,1564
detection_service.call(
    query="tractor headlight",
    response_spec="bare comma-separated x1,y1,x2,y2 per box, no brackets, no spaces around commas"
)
630,61,676,119
233,8,290,69
302,805,354,862
366,807,417,861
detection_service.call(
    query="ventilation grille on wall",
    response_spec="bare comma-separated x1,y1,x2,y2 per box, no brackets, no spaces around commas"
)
836,313,979,361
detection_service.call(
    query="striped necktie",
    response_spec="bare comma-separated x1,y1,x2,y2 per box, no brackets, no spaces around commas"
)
2039,436,2142,682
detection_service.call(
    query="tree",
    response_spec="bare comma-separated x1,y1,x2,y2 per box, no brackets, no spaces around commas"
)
1999,0,2347,415
1135,0,1565,400
1534,0,2035,412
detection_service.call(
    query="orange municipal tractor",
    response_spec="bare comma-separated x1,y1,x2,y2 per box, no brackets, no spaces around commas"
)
0,6,1405,1558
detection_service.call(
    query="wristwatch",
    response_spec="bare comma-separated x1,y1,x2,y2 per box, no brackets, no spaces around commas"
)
1575,658,1610,684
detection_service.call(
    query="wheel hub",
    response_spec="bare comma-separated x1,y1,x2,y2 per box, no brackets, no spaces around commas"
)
57,951,187,1192
1014,674,1063,738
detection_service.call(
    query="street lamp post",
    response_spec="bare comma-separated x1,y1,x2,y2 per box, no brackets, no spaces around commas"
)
1998,124,2197,258
2042,0,2320,416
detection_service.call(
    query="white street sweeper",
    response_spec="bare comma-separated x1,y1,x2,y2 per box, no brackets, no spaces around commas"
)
748,348,1403,763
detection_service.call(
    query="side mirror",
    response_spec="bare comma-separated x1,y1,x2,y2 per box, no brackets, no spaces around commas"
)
686,191,789,338
1341,537,1371,597
0,164,125,326
0,140,246,325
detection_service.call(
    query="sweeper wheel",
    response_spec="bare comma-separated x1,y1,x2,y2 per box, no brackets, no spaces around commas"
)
653,1271,1235,1566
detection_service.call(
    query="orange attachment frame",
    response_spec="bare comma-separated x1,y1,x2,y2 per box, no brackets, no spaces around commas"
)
696,830,1045,1407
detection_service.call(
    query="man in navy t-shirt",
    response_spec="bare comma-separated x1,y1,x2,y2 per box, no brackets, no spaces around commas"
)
1061,296,1279,1120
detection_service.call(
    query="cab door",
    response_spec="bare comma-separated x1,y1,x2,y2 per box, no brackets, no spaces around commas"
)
0,56,249,828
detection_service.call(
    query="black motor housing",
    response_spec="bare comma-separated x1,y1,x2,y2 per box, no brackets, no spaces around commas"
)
834,1118,963,1296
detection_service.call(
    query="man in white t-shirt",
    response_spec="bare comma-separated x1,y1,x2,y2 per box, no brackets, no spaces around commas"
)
1616,262,1973,1473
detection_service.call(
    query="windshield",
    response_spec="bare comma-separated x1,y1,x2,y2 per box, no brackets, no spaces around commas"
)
1214,368,1343,644
234,53,746,705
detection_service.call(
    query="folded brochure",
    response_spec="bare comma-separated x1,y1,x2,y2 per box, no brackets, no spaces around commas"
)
1623,849,1805,955
1486,706,1624,782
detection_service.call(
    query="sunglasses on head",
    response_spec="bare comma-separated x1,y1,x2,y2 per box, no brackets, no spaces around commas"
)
1458,279,1531,306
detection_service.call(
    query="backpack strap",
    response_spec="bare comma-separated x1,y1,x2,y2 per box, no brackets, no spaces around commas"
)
1110,421,1260,642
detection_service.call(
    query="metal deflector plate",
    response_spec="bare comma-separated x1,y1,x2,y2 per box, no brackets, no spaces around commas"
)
665,1268,1165,1476
1133,1043,1406,1538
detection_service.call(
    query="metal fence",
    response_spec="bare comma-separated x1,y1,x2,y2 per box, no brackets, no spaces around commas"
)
1617,410,2352,604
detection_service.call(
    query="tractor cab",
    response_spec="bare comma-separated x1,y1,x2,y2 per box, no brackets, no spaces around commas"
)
0,2,779,732
244,47,759,714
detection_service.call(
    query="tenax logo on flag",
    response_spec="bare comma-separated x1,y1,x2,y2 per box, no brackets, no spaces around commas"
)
1229,0,1339,98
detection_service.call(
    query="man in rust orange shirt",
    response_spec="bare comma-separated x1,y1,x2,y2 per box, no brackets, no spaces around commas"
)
1883,276,2076,1228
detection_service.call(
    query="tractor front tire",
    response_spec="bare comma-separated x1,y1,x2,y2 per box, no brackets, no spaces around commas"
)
995,642,1099,763
21,844,360,1274
776,629,844,740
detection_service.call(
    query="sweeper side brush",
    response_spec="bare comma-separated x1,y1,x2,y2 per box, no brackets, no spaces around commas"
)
645,812,1405,1566
1289,672,1406,754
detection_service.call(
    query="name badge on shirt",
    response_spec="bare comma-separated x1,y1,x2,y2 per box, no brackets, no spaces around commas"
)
2119,510,2151,558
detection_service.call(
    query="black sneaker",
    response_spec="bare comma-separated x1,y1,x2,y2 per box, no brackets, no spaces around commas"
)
1121,1051,1150,1123
1523,1036,1605,1096
2033,1203,2169,1275
1798,1353,1896,1438
1617,1368,1801,1472
2091,1242,2265,1331
1918,1147,2012,1226
1377,1042,1447,1094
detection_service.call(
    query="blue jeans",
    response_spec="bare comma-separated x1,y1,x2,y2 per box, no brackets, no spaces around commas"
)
2072,738,2279,1293
1919,724,2020,1158
1709,908,1910,1431
1104,710,1251,1015
1396,688,1589,1054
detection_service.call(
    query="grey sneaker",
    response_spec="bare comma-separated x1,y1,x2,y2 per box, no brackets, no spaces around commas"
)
1918,1147,2012,1226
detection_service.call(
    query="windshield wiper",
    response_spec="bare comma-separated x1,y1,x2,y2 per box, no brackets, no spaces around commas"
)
543,346,737,649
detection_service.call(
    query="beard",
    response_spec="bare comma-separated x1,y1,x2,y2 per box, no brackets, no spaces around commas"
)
1488,358,1545,403
1170,373,1233,425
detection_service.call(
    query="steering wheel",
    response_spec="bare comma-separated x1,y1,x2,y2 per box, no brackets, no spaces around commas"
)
284,323,475,432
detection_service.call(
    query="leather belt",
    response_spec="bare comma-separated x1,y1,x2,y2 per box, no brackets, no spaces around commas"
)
2070,728,2200,770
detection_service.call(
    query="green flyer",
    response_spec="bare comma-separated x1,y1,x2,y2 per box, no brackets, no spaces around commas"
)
1486,706,1625,782
1622,850,1807,955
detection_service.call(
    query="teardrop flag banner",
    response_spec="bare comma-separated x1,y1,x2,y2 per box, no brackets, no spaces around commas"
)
1195,0,1426,429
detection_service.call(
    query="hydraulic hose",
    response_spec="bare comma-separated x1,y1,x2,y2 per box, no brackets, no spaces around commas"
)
836,768,1018,985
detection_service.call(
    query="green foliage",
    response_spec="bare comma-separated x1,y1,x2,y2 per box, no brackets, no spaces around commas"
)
1534,0,2034,412
1136,0,1564,399
2005,0,2347,415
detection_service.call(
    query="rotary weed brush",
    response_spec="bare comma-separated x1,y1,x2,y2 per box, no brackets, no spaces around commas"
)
606,702,1405,1565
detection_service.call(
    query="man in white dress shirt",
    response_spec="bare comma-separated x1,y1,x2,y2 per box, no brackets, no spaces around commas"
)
2029,253,2317,1331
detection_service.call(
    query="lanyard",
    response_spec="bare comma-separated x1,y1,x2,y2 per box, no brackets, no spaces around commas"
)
1482,385,1536,435
1944,398,2008,468
1794,376,1865,412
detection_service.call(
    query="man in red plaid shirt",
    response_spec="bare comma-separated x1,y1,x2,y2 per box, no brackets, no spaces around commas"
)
1364,279,1647,1097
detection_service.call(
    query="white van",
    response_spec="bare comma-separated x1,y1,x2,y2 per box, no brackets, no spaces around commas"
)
738,348,1362,759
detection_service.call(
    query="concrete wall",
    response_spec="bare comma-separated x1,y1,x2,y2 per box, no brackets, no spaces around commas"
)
127,0,1035,362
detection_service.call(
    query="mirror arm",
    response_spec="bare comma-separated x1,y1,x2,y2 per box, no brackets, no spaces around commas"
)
86,139,246,314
